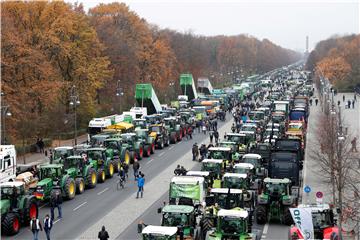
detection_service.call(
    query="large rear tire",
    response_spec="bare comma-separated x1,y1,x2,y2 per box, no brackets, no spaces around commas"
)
200,217,214,238
86,167,97,188
143,145,151,157
75,178,85,194
107,161,115,178
283,207,293,225
97,169,106,183
64,177,76,200
150,143,155,154
256,205,268,224
2,212,20,236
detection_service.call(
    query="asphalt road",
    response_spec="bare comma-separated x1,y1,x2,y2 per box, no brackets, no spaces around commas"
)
6,118,231,240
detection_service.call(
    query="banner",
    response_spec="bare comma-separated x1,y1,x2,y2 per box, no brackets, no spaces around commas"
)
290,208,314,240
170,183,200,200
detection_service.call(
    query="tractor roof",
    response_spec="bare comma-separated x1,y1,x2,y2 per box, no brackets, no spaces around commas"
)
54,146,73,150
264,178,291,184
86,147,106,151
226,133,246,137
223,173,248,179
186,171,210,177
0,181,24,188
239,130,255,135
208,147,231,152
242,154,262,159
142,225,178,236
162,204,194,214
210,188,243,194
121,133,137,137
219,141,237,145
66,155,83,160
171,176,204,185
202,159,223,164
218,209,248,218
234,163,254,170
39,164,63,169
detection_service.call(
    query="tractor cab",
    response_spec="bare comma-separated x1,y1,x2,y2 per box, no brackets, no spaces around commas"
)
218,141,242,161
242,154,267,178
207,188,251,210
208,147,232,162
222,173,249,190
134,118,147,129
35,164,64,201
141,225,177,240
52,146,74,163
224,133,250,154
1,182,25,200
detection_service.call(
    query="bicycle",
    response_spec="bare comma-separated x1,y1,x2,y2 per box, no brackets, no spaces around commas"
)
117,176,125,190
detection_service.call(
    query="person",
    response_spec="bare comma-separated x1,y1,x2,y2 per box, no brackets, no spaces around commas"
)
209,130,214,143
192,143,199,161
352,99,355,109
118,165,126,183
199,144,207,161
187,126,193,139
11,186,18,209
202,124,207,135
351,137,358,152
136,173,145,198
343,95,345,102
348,100,351,109
43,214,53,240
214,131,219,144
133,159,140,180
338,100,341,106
30,216,43,240
123,163,129,179
309,98,313,106
231,123,236,133
98,226,109,240
50,189,62,220
174,165,182,176
39,138,45,153
315,98,319,106
355,94,357,101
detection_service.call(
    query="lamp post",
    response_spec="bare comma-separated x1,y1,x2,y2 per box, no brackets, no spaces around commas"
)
169,82,175,101
1,92,12,144
69,85,80,146
116,80,124,114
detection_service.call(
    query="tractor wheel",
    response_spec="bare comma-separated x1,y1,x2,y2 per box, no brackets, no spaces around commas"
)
137,146,144,160
121,149,131,165
2,212,20,236
255,205,268,224
129,151,136,163
170,132,177,144
150,143,155,154
283,207,293,225
86,168,97,188
75,178,85,194
107,161,115,178
97,169,106,183
24,197,38,224
165,137,170,147
64,177,76,200
158,139,164,149
200,217,214,237
143,145,151,157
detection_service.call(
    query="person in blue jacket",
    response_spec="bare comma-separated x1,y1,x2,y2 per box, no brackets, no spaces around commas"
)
136,173,145,198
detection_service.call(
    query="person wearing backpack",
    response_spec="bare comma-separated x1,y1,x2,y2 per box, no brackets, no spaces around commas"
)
43,214,53,240
30,216,43,240
98,226,109,240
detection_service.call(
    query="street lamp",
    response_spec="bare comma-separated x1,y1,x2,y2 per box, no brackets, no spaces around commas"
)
116,80,124,113
69,85,80,146
1,92,12,144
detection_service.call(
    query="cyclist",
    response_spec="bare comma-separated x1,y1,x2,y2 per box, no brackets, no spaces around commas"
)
118,165,126,188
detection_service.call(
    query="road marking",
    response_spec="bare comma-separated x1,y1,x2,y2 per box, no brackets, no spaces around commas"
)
168,146,174,150
261,223,269,238
53,218,61,224
159,152,165,157
73,201,87,211
97,187,109,195
146,159,154,165
39,203,48,209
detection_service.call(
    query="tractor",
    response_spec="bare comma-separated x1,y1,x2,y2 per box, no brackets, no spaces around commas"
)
224,133,253,155
51,146,74,163
1,182,39,235
169,176,206,207
255,178,295,225
207,147,232,163
164,117,183,143
241,154,268,179
233,163,261,191
218,141,242,162
135,129,156,157
140,225,178,240
103,138,131,170
63,156,97,190
82,148,116,183
120,133,145,161
204,209,258,240
33,164,76,201
289,204,339,240
148,124,170,149
201,159,225,188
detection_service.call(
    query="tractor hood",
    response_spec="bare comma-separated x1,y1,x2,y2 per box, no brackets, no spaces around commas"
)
37,178,53,187
0,199,11,215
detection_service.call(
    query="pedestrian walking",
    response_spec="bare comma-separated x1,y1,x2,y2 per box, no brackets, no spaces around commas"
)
50,189,62,220
352,99,355,109
98,226,109,240
136,173,145,198
337,100,341,106
351,137,358,152
187,126,193,139
202,125,207,135
43,214,53,240
192,143,199,161
209,130,214,143
133,159,140,180
343,95,345,102
315,98,319,106
354,94,357,101
348,100,351,109
30,216,43,240
39,138,45,153
123,163,129,179
214,131,219,145
309,99,312,106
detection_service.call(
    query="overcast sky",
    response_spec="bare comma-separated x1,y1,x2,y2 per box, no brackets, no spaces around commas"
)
68,0,359,51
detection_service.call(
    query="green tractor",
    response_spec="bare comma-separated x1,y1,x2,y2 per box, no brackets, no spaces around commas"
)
135,129,156,157
204,209,258,240
148,124,170,149
201,159,225,188
218,141,242,162
120,133,145,161
140,225,178,240
63,156,97,190
164,117,183,143
1,182,39,235
207,147,232,163
51,146,74,163
33,164,76,201
83,148,116,183
255,178,295,225
103,138,132,169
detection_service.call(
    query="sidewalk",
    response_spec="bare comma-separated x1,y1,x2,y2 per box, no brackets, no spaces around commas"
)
18,134,88,165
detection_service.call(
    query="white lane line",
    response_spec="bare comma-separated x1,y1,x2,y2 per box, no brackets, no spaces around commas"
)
39,203,48,209
261,223,269,239
53,218,61,224
146,159,154,165
159,152,165,157
73,201,87,211
169,146,174,150
97,187,109,195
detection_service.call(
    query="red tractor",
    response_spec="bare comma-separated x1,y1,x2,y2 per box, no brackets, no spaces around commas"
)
289,204,340,240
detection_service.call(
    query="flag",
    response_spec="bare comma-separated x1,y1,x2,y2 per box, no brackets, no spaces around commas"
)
290,207,314,240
